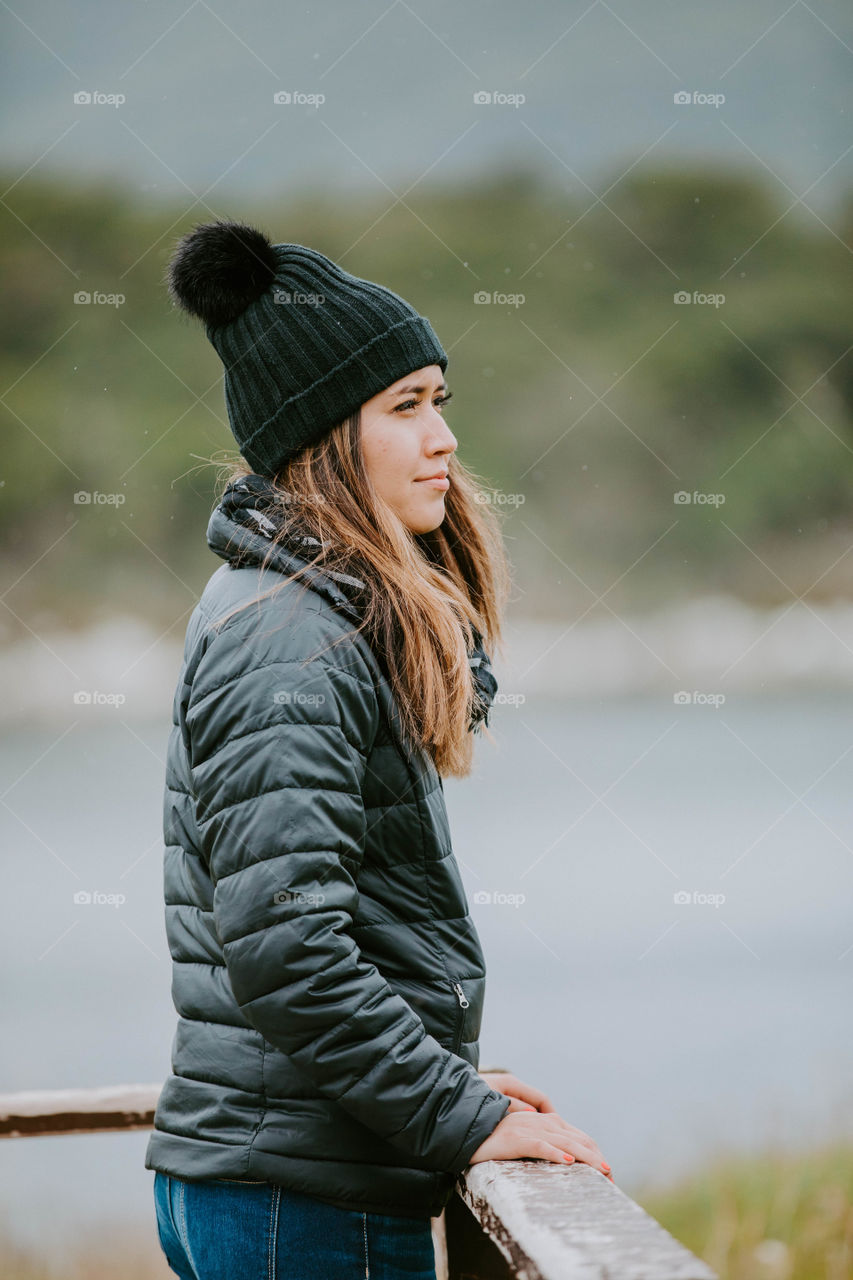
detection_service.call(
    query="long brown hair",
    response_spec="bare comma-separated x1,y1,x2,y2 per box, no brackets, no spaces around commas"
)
210,410,512,777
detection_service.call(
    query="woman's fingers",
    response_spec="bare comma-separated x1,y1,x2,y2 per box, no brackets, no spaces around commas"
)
537,1124,610,1174
468,1110,613,1174
486,1100,612,1173
511,1081,557,1112
483,1073,557,1113
517,1111,604,1154
541,1141,575,1164
542,1115,606,1160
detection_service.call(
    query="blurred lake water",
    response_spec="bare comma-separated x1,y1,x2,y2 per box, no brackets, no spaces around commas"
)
2,687,852,1254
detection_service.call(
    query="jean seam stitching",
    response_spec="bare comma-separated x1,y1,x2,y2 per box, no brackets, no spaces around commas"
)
164,1174,181,1242
158,1174,180,1266
177,1179,199,1276
268,1184,281,1280
362,1211,370,1279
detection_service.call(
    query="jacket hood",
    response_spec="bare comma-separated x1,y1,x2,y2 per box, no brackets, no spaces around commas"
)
206,472,498,732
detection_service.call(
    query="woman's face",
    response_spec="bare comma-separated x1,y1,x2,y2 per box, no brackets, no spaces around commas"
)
359,364,458,534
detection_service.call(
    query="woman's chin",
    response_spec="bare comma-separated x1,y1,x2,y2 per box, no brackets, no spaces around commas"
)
404,496,447,534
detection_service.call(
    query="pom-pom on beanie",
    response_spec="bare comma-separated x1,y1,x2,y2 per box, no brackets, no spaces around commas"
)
166,220,448,477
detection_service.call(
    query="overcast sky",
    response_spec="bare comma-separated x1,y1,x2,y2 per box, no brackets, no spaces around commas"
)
2,0,852,214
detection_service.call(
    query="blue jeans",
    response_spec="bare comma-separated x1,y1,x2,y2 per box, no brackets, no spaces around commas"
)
153,1171,437,1279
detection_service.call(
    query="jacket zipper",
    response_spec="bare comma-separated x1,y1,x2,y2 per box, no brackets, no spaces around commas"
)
451,981,469,1054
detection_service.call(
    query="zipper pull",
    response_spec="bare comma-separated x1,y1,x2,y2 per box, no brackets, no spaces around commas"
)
453,982,470,1009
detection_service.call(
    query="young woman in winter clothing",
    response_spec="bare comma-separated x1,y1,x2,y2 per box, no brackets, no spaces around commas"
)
145,222,612,1280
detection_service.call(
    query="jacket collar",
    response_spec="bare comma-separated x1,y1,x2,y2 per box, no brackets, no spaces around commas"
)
206,472,498,732
206,473,364,624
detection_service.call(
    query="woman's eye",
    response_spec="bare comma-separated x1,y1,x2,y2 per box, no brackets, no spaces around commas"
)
393,392,453,413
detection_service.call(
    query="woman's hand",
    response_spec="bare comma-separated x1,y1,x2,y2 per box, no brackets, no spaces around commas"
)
475,1072,613,1181
479,1071,557,1114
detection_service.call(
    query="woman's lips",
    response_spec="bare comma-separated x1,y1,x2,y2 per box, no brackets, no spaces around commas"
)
414,476,450,490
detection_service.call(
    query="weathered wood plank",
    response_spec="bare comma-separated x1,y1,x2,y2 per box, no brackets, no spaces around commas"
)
0,1084,162,1137
451,1159,718,1280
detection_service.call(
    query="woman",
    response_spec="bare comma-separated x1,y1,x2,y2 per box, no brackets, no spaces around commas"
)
145,221,612,1280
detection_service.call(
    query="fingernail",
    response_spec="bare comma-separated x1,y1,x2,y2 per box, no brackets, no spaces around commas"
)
601,1163,611,1173
563,1154,574,1163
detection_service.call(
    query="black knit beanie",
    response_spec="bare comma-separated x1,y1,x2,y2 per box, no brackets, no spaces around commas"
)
166,220,448,477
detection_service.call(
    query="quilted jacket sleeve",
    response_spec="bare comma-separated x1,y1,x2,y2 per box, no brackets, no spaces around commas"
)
184,609,511,1175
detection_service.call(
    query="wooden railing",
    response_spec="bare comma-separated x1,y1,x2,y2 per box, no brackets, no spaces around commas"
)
0,1081,718,1280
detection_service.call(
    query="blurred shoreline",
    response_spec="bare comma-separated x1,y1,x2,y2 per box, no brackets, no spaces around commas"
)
2,592,853,726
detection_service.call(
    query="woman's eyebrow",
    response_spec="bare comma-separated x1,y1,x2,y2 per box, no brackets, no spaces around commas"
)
388,382,448,397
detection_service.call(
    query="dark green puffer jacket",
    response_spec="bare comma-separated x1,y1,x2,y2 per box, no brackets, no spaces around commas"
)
145,486,511,1218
